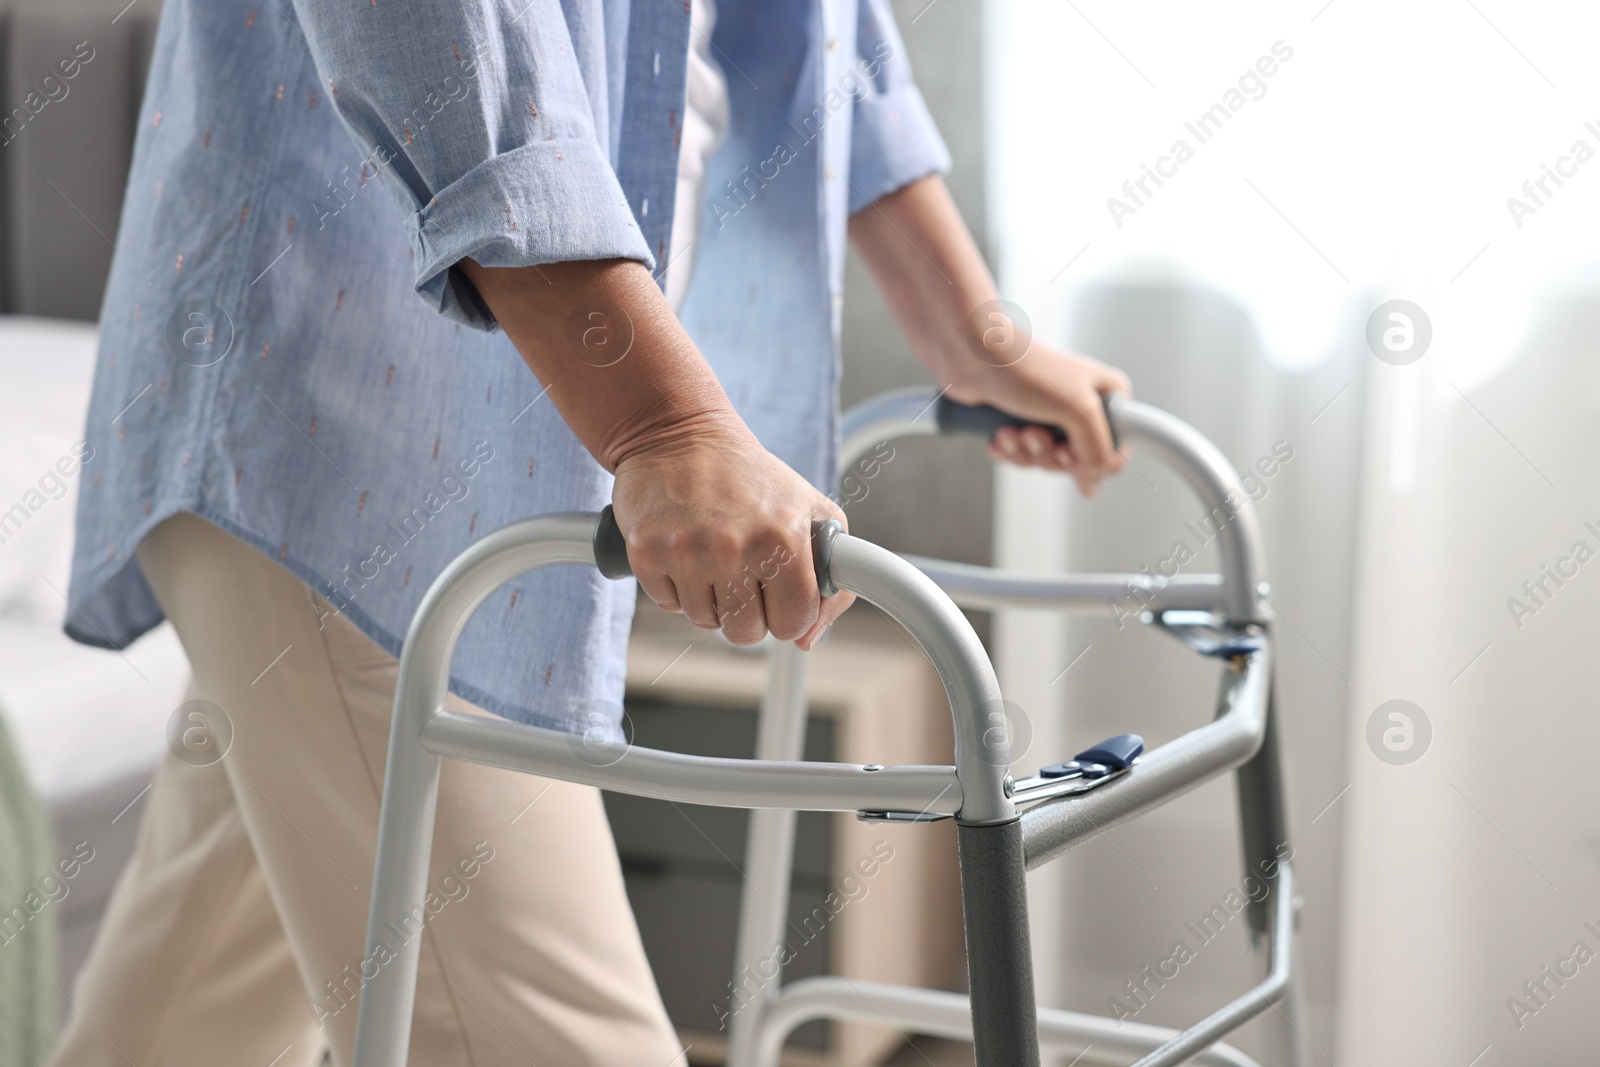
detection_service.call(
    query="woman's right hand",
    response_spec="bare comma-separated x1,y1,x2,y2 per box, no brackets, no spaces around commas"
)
459,255,853,650
610,421,854,650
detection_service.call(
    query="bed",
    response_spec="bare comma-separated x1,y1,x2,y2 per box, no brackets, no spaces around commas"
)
0,316,191,981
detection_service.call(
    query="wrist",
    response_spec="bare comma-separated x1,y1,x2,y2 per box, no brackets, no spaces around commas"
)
460,255,755,474
603,393,753,472
934,322,1038,404
900,280,1020,398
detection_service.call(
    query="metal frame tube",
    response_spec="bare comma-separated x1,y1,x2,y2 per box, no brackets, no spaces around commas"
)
724,642,810,1065
903,555,1226,613
1021,635,1272,870
753,978,1261,1067
1125,863,1296,1067
1109,397,1269,623
353,513,600,1067
1236,678,1290,940
419,707,958,812
958,819,1039,1067
1260,937,1309,1067
828,536,1014,826
1234,670,1307,1067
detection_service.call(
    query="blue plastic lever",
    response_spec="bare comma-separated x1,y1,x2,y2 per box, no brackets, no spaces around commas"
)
1038,733,1145,780
1074,733,1144,770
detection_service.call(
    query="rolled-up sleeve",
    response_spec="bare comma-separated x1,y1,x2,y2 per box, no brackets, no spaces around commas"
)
289,0,651,328
847,0,952,214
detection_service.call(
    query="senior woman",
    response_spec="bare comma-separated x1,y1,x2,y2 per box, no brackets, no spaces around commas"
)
54,0,1128,1063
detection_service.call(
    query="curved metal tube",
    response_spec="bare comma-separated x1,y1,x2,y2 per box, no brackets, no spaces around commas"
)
1110,397,1268,623
839,387,941,469
828,534,1014,825
355,513,1012,1066
354,514,598,1067
1021,633,1272,870
838,387,1270,623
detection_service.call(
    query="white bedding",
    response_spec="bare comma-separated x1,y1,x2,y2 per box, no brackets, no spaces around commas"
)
0,317,189,804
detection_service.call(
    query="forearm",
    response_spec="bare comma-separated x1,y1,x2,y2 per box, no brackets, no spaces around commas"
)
458,254,853,648
847,175,1000,393
459,257,745,471
849,174,1129,495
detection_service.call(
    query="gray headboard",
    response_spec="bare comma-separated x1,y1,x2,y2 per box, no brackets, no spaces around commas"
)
0,0,159,321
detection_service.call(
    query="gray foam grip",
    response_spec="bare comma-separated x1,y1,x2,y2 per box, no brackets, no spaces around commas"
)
593,505,633,580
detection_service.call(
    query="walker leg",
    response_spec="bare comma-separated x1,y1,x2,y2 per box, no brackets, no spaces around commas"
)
1234,674,1306,1067
352,718,445,1067
1258,944,1308,1067
958,819,1040,1067
728,642,811,1067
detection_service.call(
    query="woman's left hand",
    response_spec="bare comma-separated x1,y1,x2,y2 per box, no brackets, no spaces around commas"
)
945,342,1132,498
847,176,1131,498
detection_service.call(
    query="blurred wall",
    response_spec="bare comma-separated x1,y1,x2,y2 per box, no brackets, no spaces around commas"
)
0,0,159,320
837,0,995,574
1338,295,1600,1064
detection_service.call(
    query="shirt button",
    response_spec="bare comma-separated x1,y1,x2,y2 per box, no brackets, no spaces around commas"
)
826,37,838,53
823,164,834,181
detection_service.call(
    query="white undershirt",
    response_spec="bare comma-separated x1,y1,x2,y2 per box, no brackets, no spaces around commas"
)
665,0,730,312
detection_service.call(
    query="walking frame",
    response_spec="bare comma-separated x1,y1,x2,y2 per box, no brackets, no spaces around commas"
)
351,388,1305,1067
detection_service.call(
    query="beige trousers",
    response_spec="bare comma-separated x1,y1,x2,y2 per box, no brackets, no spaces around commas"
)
48,512,680,1067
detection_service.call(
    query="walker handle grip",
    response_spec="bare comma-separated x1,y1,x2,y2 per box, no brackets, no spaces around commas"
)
593,506,632,580
593,506,846,597
934,393,1121,452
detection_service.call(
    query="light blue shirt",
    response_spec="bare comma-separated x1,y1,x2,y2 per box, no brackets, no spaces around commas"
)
67,0,949,730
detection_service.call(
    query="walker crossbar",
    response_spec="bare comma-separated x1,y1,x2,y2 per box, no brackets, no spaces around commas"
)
900,555,1228,613
1020,630,1272,868
419,707,963,814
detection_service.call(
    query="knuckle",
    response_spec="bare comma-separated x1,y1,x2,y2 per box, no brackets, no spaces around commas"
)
723,626,766,647
768,620,805,642
770,605,817,642
623,529,656,566
705,527,743,560
753,521,792,559
647,527,694,567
